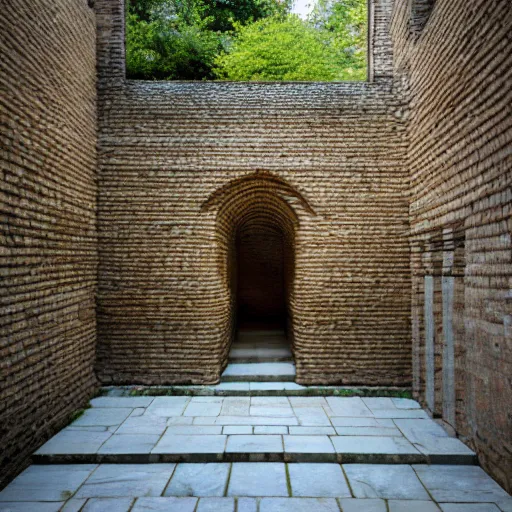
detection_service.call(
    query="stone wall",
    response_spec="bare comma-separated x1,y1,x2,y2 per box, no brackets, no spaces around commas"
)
0,0,98,489
94,0,412,386
391,0,512,492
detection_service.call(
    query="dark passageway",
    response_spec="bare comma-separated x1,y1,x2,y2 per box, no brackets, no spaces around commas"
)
236,222,286,330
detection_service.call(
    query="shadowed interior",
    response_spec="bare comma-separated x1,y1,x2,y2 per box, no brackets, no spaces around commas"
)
230,200,296,356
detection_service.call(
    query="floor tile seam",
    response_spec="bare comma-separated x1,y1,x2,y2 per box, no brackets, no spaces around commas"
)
336,497,363,511
78,497,89,512
411,463,442,508
160,461,179,497
126,496,137,512
150,422,172,454
340,464,355,499
391,418,414,446
223,462,234,497
73,464,101,501
284,462,292,497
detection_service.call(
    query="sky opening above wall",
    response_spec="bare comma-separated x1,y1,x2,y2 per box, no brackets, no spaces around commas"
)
125,0,367,81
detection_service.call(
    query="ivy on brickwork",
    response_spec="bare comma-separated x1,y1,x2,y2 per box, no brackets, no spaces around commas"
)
125,0,367,81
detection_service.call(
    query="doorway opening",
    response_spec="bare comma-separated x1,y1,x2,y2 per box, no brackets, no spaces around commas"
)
232,212,294,362
225,195,297,367
201,172,315,379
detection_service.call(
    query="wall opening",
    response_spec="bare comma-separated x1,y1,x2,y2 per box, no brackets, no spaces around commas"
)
124,0,369,82
420,223,465,427
229,202,296,358
202,172,316,372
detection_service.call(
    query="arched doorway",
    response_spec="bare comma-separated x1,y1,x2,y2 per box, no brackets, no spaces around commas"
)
201,172,315,378
231,203,295,361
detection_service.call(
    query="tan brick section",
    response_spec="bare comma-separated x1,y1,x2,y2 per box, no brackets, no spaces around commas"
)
391,0,512,493
0,0,98,490
94,0,412,387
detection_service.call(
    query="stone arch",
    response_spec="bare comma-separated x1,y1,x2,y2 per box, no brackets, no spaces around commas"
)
202,172,315,371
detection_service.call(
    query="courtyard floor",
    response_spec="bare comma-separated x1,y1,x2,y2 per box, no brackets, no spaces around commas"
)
1,396,510,511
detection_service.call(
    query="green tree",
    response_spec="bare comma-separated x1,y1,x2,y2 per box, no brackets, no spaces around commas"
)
213,15,341,81
126,0,367,81
202,0,292,32
126,13,222,79
125,0,292,80
309,0,367,80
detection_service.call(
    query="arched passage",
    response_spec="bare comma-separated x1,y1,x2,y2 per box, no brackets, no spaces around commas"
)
234,200,296,336
202,173,314,372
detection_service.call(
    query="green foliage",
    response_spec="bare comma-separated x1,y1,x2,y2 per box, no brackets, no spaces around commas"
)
126,0,223,80
202,0,292,32
126,0,367,81
309,0,367,80
213,15,340,81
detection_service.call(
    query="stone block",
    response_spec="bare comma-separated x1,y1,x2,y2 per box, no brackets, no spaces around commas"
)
97,434,160,454
343,464,430,500
131,497,198,511
82,498,133,512
165,463,230,497
75,464,175,498
227,463,288,496
413,465,510,503
152,435,227,455
0,465,97,502
288,463,351,497
196,497,235,512
259,498,339,511
226,435,283,453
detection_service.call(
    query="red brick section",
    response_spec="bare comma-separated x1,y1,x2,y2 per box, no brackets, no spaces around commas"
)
391,0,512,493
94,0,412,387
0,0,98,489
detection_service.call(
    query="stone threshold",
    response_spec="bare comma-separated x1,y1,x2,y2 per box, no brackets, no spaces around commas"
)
100,384,413,398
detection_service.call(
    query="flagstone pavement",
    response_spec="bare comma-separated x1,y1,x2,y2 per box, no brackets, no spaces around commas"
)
0,396,510,511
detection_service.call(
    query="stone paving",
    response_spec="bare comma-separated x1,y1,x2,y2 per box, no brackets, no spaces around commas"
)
1,396,510,511
0,462,510,511
33,396,476,464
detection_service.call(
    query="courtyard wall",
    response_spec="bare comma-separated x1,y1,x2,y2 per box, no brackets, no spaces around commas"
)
94,0,412,386
0,0,98,489
391,0,512,492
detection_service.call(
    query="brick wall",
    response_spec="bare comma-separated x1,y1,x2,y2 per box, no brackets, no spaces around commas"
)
0,0,98,489
94,0,412,386
391,0,512,492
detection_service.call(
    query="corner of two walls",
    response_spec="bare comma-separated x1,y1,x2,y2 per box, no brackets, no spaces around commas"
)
0,0,99,489
391,0,512,493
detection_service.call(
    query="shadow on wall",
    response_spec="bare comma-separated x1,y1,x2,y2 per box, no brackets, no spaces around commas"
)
202,172,316,371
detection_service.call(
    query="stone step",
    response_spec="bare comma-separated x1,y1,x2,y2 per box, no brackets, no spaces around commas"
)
221,363,296,382
31,396,478,467
229,342,293,363
8,463,508,512
101,384,414,397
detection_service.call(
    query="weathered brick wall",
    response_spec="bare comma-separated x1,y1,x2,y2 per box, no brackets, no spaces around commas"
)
391,0,512,492
95,0,412,386
0,0,98,489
